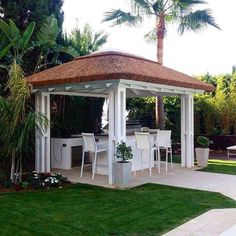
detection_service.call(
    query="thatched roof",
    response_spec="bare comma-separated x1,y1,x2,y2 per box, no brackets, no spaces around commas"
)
26,51,214,92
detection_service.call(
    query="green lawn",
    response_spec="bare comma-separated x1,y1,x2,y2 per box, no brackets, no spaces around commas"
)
0,184,236,236
197,159,236,175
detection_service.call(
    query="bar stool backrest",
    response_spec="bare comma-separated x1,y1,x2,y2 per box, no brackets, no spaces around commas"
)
156,130,171,147
82,133,96,152
135,132,151,150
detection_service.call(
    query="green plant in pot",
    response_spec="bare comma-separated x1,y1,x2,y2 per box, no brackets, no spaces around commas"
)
113,141,133,187
195,136,213,167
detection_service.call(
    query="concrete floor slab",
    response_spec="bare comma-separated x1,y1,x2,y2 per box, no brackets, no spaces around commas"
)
54,163,236,201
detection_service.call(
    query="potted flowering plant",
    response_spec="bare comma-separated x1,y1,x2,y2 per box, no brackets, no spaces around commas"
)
195,136,213,167
113,141,133,187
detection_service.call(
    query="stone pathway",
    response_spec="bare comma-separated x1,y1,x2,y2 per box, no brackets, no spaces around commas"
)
164,209,236,236
129,164,236,201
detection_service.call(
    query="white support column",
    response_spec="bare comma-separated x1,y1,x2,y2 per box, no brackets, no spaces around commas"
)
108,86,126,184
35,92,51,173
181,94,194,168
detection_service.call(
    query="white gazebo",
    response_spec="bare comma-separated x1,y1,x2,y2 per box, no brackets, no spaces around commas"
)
26,51,214,185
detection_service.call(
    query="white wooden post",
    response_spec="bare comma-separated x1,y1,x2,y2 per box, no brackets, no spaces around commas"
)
35,92,51,173
108,86,126,184
181,94,194,168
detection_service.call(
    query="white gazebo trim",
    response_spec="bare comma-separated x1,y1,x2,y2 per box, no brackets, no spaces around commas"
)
34,78,198,184
108,86,126,184
33,79,205,99
181,94,194,168
35,92,51,173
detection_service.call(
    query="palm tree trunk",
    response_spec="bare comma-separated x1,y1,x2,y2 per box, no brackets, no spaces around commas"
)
155,16,165,129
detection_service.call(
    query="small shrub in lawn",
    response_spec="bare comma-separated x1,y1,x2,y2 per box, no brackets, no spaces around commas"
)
20,172,70,189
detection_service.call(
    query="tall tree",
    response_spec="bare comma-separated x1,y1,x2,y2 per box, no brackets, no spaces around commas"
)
0,0,65,93
104,0,220,129
0,0,64,34
0,19,47,182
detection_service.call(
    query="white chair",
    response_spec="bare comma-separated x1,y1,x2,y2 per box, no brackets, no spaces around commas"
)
156,130,172,172
81,133,107,179
135,132,160,176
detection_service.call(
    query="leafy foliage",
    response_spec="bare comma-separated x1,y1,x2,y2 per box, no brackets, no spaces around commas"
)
115,141,133,163
64,23,108,56
104,0,220,41
196,136,212,148
0,0,64,35
0,19,35,63
0,61,48,182
20,172,70,189
51,23,109,137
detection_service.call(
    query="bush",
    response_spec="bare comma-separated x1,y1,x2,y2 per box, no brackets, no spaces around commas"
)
20,172,70,189
196,136,213,148
115,141,133,163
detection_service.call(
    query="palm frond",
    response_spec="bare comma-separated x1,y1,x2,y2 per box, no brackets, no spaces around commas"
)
36,15,59,47
178,9,220,34
91,31,109,52
144,29,157,42
173,0,207,9
132,0,153,15
152,0,164,14
103,9,142,26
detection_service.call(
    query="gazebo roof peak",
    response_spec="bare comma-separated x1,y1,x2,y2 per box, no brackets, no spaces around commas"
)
74,51,161,65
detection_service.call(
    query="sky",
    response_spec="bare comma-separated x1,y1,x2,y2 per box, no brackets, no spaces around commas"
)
62,0,236,76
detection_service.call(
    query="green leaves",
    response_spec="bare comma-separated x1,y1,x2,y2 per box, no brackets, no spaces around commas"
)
0,19,12,41
104,0,220,41
178,9,220,34
20,22,35,53
60,46,79,57
0,19,35,62
36,15,59,47
66,23,108,56
0,43,13,60
115,141,133,162
103,9,142,26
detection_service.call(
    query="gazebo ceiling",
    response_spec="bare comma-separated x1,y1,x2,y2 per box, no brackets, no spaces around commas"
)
26,51,214,92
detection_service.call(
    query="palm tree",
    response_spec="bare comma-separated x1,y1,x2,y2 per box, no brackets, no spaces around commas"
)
104,0,220,129
64,23,108,56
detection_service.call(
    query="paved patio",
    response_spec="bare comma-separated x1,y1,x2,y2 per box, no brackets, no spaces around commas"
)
164,209,236,236
54,163,236,201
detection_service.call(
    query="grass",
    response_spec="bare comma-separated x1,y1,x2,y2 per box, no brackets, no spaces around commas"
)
197,159,236,175
0,183,236,236
170,155,236,176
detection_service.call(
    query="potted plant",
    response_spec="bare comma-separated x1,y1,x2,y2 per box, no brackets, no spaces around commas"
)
195,136,213,167
113,141,133,188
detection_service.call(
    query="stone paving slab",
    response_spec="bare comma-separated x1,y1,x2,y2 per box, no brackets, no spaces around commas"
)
164,209,236,236
219,224,236,236
55,163,236,201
